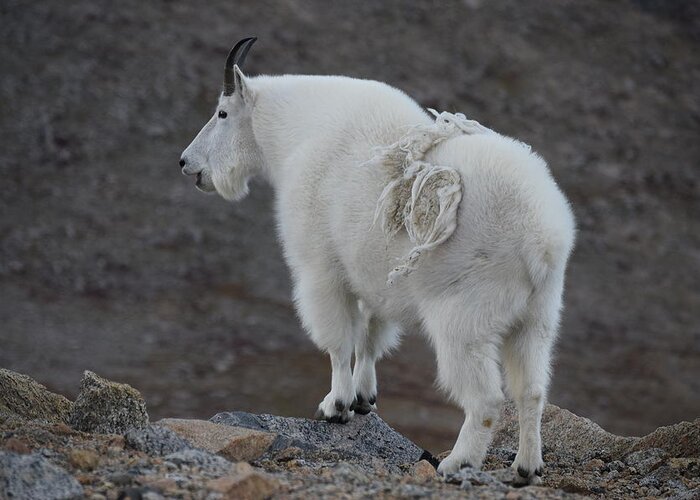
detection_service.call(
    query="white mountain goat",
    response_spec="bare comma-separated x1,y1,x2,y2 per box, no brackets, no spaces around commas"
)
180,38,575,483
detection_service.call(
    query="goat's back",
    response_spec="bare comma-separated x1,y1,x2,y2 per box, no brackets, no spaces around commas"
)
330,130,575,324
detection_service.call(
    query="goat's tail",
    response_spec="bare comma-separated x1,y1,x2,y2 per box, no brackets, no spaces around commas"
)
522,226,575,296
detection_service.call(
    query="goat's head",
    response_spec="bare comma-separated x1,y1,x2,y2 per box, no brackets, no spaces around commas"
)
180,37,262,201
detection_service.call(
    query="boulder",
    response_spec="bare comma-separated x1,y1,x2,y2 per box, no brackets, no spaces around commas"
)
125,425,191,456
494,401,700,462
0,368,72,424
632,419,700,458
211,411,424,472
69,371,148,434
493,402,635,461
0,451,83,499
158,418,276,462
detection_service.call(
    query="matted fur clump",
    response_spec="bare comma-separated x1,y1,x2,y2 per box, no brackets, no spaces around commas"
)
370,110,495,286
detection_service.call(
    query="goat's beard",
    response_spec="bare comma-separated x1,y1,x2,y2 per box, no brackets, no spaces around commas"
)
212,167,250,202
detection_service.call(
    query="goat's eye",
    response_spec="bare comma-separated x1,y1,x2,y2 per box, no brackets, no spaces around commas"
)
218,110,227,119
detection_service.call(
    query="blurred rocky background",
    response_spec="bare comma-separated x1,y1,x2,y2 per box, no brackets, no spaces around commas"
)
0,0,698,454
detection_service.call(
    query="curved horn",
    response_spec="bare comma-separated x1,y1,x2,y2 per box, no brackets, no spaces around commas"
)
223,37,257,96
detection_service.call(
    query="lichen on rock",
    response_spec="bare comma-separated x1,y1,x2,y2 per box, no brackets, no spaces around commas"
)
69,370,148,434
0,368,72,424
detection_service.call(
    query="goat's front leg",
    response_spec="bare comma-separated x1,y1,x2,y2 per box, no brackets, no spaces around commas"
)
294,273,358,424
316,338,355,423
351,311,401,415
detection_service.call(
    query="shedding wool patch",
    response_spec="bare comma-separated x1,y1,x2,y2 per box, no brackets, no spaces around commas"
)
369,109,496,287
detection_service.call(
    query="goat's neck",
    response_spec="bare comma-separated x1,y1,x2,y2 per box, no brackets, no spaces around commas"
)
248,75,430,189
249,76,334,188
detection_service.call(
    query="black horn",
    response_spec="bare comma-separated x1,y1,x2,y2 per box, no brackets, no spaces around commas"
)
223,37,257,96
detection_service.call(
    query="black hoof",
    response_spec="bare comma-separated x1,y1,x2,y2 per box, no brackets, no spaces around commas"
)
516,465,543,478
350,393,376,415
513,465,544,486
315,401,351,424
419,450,440,469
328,414,348,424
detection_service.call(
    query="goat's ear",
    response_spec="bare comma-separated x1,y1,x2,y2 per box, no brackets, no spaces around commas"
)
233,65,253,104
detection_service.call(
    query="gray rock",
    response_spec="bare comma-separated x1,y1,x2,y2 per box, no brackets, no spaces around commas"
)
0,368,72,424
671,488,700,500
624,447,668,474
163,449,231,474
211,411,423,472
639,474,661,489
125,425,192,456
642,465,693,497
331,462,371,484
69,371,148,434
105,472,136,487
609,460,626,472
211,411,266,430
0,451,83,499
443,466,508,492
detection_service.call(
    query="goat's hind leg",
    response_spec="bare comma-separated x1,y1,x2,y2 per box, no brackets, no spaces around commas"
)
502,316,556,486
434,338,504,474
294,273,358,424
424,298,505,474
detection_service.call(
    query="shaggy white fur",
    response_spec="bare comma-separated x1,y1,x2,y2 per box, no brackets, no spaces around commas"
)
370,110,499,286
181,67,576,484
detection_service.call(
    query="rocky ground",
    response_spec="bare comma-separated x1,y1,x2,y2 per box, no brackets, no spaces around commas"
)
2,368,699,499
0,0,699,456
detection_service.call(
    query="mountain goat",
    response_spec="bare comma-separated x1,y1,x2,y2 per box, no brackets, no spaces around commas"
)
180,38,575,484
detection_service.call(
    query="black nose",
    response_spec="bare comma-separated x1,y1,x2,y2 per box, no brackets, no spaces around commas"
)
179,158,186,167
